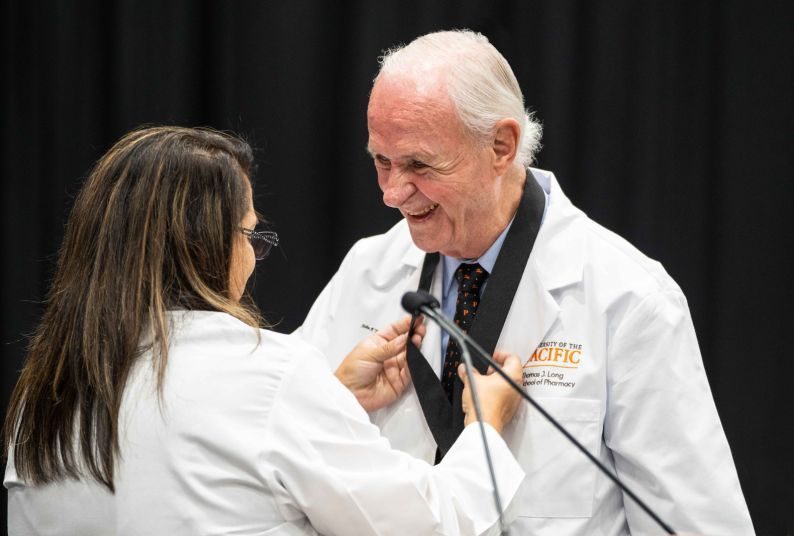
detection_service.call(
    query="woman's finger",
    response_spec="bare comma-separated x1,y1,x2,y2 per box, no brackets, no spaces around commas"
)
399,358,411,387
492,351,509,366
377,315,425,342
369,333,407,363
501,354,524,381
458,363,468,384
458,362,483,382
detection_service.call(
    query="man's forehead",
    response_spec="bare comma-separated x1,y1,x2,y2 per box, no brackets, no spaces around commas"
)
366,115,457,158
368,74,452,115
368,80,458,132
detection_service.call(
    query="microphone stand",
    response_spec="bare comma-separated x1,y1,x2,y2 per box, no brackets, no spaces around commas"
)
411,298,676,536
433,308,509,536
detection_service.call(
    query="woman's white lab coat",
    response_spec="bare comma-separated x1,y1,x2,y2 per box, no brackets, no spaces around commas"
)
297,169,755,535
5,310,524,535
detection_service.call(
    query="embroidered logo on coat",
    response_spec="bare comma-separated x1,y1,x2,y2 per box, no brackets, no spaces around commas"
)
525,340,582,368
522,341,582,389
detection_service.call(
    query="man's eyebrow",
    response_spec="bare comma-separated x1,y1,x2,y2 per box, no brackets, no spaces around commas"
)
364,147,434,163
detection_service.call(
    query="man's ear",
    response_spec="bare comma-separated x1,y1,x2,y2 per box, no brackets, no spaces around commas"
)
491,118,521,174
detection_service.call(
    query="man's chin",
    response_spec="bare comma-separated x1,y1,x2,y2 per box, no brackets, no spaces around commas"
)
406,226,444,255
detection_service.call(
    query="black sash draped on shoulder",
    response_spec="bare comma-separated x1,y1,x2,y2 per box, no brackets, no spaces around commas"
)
406,171,546,458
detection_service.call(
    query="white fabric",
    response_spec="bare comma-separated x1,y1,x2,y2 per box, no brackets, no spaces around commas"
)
5,310,524,535
296,168,756,536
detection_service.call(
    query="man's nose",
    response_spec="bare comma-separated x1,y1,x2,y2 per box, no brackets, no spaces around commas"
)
382,176,417,208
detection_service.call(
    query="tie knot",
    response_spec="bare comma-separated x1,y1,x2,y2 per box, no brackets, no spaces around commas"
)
454,263,489,291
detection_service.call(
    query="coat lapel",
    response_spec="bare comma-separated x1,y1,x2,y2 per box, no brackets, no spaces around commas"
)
499,170,585,357
406,253,461,455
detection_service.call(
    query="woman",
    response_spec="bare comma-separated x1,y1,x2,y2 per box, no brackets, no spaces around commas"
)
4,126,524,535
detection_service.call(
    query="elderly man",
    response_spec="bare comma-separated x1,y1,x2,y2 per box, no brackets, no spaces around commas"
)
297,30,754,535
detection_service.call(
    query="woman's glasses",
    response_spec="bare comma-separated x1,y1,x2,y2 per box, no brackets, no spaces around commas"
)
240,228,279,260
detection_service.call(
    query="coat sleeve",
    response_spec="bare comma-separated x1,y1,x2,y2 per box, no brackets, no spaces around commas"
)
605,290,755,535
263,346,524,536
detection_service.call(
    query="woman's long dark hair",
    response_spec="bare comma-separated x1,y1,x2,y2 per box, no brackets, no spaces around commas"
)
3,126,262,491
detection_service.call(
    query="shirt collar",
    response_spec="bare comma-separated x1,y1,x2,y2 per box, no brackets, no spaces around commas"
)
441,218,513,297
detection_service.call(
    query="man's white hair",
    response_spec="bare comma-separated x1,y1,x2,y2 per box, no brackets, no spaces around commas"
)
377,30,542,167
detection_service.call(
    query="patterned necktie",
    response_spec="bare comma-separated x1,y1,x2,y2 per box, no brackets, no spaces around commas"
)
441,263,489,402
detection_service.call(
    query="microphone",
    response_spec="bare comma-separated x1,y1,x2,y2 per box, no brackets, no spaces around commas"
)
403,291,508,535
401,290,439,313
402,290,677,535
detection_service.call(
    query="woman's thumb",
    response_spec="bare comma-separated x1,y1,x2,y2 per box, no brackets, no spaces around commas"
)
458,362,480,383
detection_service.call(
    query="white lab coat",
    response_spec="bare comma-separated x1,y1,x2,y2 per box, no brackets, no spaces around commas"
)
297,169,755,535
5,310,524,535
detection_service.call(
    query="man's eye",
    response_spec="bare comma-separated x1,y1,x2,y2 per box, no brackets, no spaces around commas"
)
375,155,391,167
411,160,428,170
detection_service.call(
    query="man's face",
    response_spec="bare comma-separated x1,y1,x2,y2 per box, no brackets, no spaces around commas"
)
367,76,499,259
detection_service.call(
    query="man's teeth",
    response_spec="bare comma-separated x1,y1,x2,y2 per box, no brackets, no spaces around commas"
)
407,204,439,216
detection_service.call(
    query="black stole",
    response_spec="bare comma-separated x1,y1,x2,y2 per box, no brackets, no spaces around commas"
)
406,170,546,458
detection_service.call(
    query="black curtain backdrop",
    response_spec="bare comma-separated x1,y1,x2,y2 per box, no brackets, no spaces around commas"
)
1,1,791,534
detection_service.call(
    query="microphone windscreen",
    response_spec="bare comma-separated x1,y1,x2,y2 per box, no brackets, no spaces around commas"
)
401,290,440,314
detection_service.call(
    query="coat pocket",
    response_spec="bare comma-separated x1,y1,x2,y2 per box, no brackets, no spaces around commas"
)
505,397,601,518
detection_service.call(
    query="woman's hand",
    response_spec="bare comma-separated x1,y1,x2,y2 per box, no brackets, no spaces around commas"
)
335,316,425,412
458,351,523,433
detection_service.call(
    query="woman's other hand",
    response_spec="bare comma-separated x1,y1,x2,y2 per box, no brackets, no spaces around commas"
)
458,351,523,434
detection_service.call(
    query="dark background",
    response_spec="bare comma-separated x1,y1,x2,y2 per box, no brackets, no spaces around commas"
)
2,1,791,534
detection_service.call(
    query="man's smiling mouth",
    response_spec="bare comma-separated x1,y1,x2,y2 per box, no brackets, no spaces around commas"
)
405,203,439,220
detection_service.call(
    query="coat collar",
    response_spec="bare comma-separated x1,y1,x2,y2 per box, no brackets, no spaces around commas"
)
529,169,585,292
400,237,425,269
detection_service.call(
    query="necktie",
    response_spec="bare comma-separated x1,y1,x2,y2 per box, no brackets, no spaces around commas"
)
441,263,489,402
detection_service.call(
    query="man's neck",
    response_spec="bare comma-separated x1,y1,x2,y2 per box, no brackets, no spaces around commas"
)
449,166,526,259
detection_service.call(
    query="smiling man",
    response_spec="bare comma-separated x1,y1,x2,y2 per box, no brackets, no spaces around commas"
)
297,30,754,535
